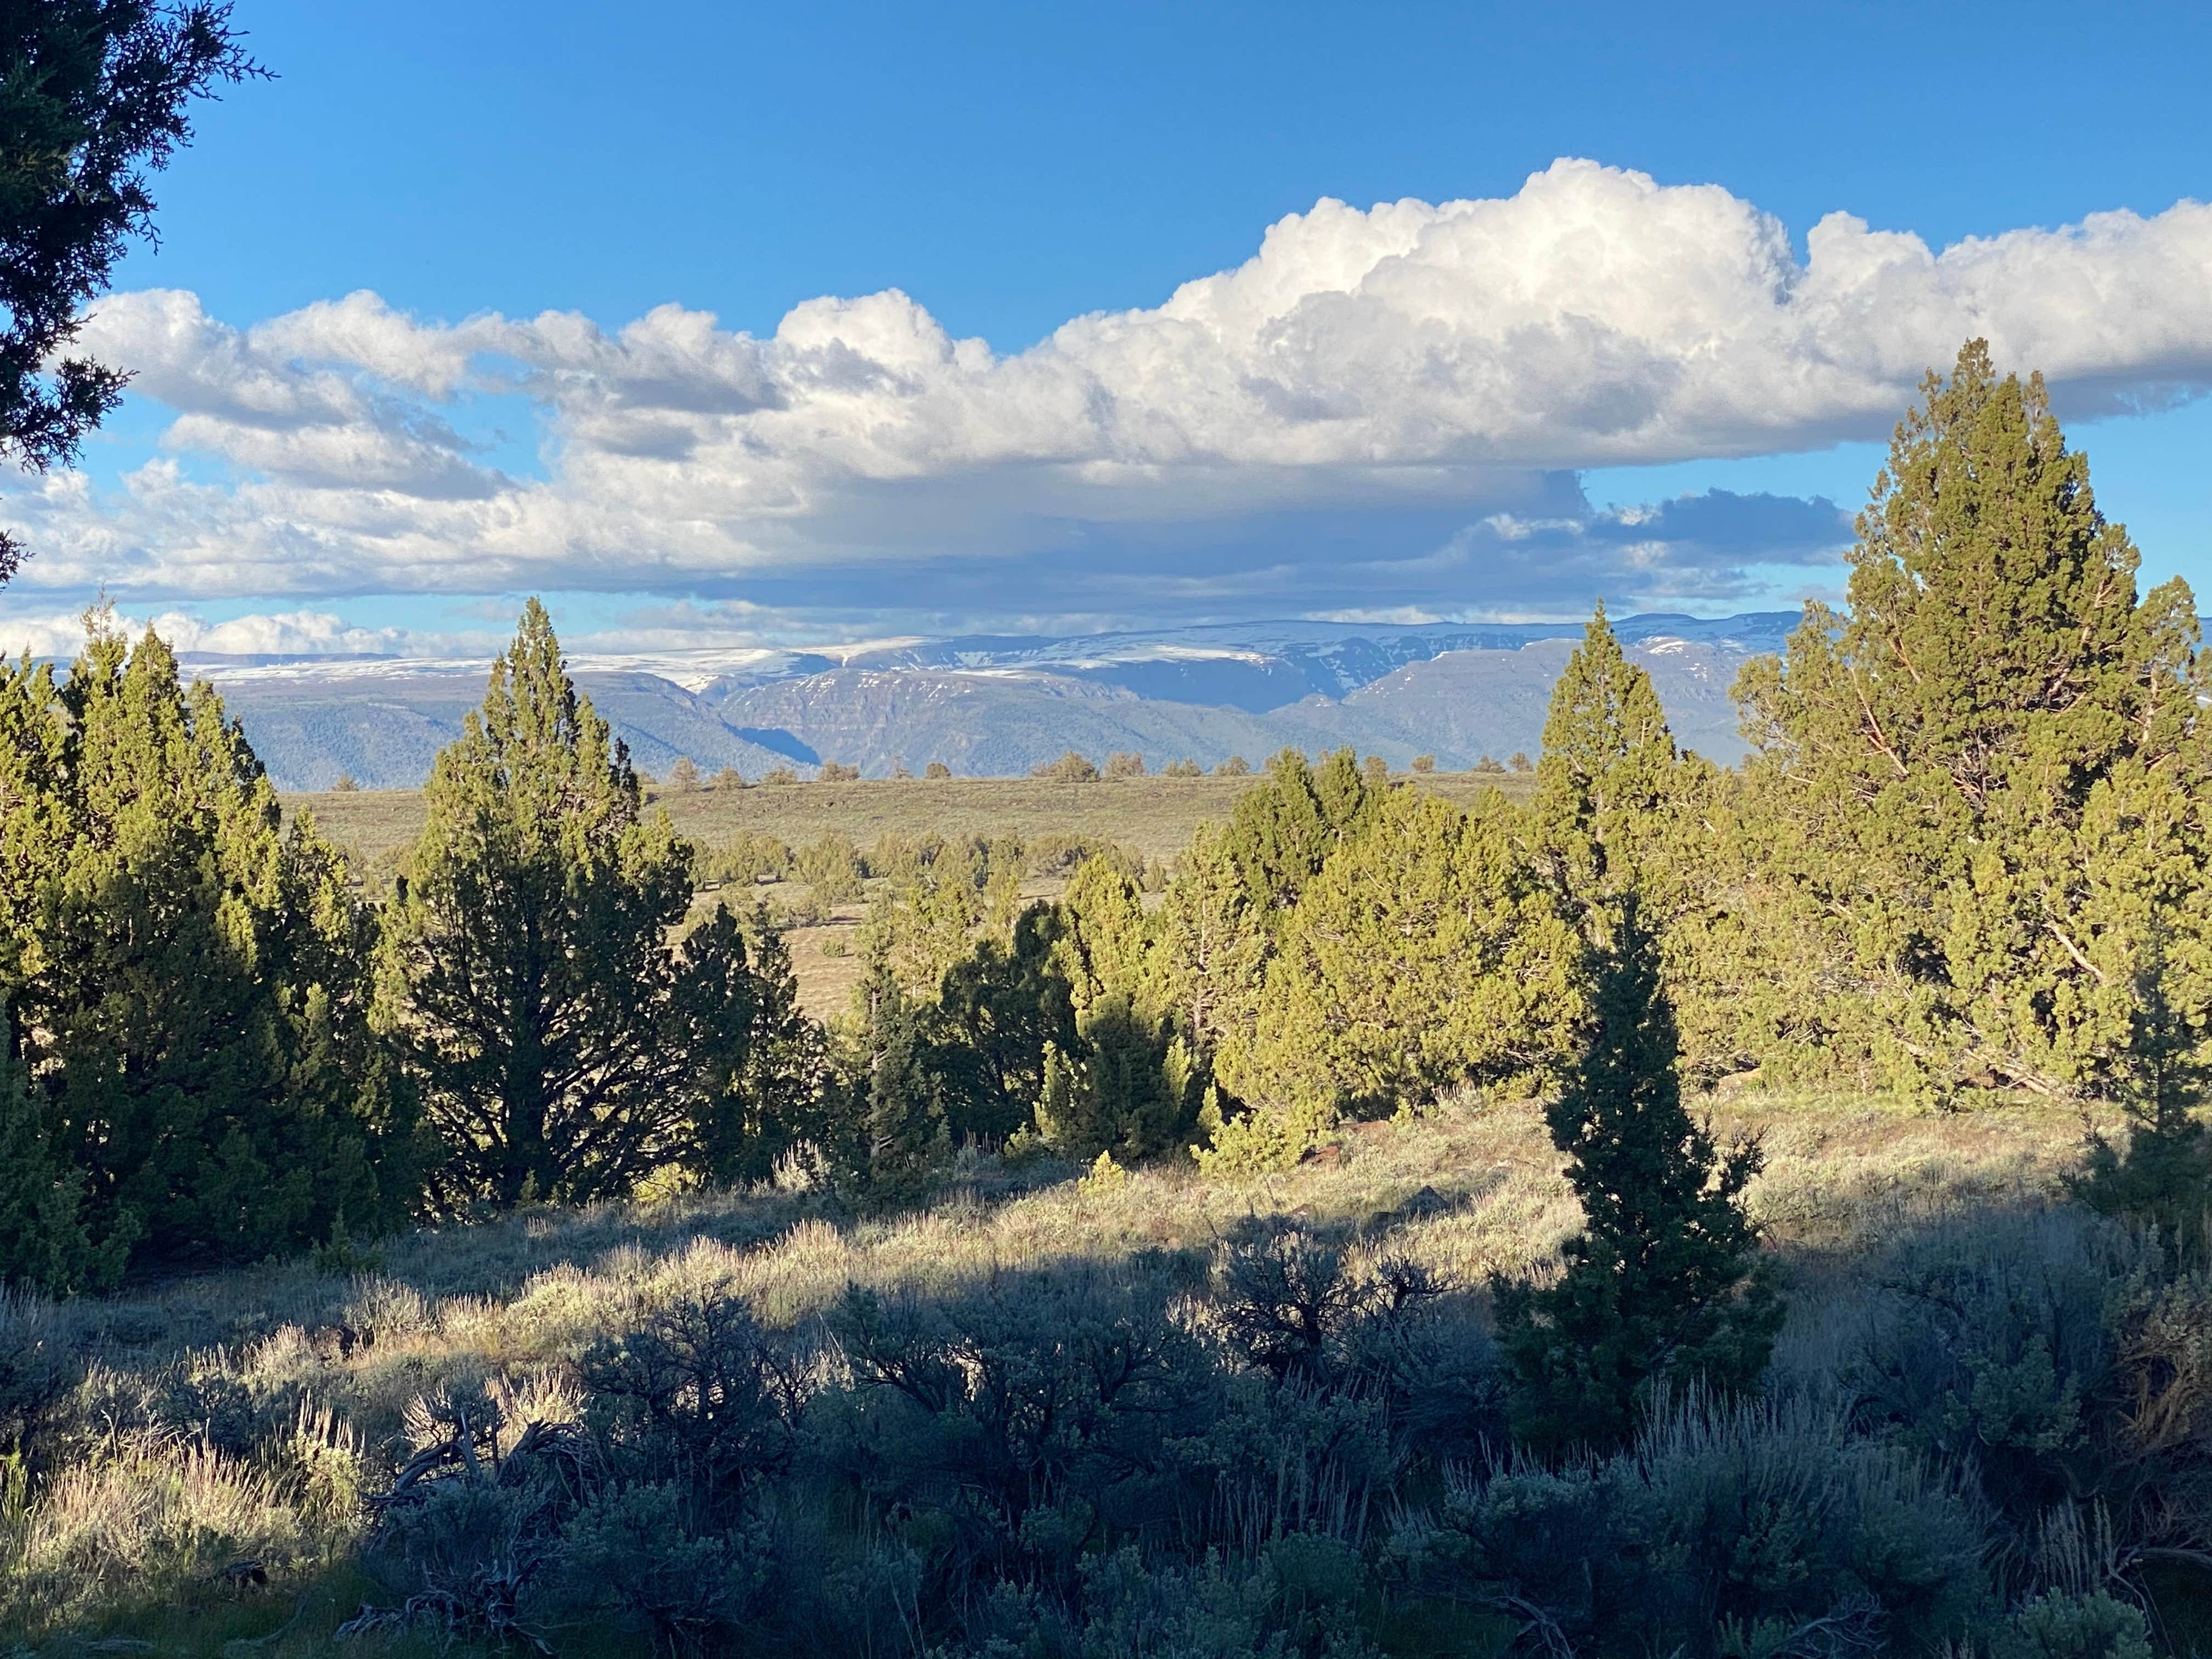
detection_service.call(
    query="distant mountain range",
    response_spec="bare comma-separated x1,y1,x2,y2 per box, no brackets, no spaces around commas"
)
181,612,1804,792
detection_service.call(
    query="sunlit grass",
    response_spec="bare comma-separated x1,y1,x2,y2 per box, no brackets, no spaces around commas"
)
4,1084,2105,1651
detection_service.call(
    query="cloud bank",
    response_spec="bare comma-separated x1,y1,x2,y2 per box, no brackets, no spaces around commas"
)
4,159,2207,620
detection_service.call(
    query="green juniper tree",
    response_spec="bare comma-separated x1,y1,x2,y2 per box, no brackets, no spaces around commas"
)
934,903,1080,1146
1225,747,1376,924
1236,788,1582,1118
834,966,953,1200
1730,340,2212,1099
380,601,754,1207
1153,821,1265,1061
678,904,827,1188
0,620,408,1265
1533,603,1683,930
1030,857,1205,1161
0,1000,121,1294
1493,902,1779,1452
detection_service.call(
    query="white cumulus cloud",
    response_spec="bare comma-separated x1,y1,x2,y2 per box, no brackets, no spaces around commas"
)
0,605,422,662
2,159,2206,611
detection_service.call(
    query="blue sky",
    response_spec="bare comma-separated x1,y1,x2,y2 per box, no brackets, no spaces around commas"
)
3,0,2209,657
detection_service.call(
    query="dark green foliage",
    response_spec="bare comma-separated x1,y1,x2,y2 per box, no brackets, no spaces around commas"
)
0,626,410,1267
833,969,955,1199
681,904,826,1187
1847,1210,2144,1530
1202,1221,1504,1465
0,1002,119,1295
1494,906,1779,1451
381,602,817,1209
933,903,1080,1143
1998,1591,2154,1659
0,2,257,582
1206,1223,1442,1390
556,1482,770,1656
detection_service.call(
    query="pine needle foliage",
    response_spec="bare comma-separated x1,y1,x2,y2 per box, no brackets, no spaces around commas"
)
1494,904,1779,1452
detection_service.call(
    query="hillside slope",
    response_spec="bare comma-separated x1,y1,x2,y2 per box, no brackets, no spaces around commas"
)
190,612,1796,789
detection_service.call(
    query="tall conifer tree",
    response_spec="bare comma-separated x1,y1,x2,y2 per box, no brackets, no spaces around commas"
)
1493,904,1778,1452
382,601,721,1206
679,904,827,1187
1533,603,1682,927
1730,340,2212,1097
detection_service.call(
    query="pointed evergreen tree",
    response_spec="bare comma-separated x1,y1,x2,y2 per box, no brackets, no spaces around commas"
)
1731,340,2212,1097
679,903,829,1187
935,902,1080,1144
856,865,981,1003
1493,902,1780,1452
1533,603,1683,927
1224,747,1376,924
834,966,952,1200
0,620,407,1266
380,600,704,1207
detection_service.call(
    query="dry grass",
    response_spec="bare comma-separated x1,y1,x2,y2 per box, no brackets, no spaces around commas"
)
33,1087,2102,1423
286,770,1538,870
4,1085,2106,1650
24,1091,2101,1413
290,770,1536,1017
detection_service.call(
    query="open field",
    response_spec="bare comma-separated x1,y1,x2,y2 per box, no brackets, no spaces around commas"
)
697,876,1073,1018
285,769,1538,871
290,769,1537,1019
1,1086,2107,1654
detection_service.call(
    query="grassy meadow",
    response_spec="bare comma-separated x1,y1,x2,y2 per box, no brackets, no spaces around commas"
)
288,769,1537,1016
290,769,1538,868
0,1085,2109,1656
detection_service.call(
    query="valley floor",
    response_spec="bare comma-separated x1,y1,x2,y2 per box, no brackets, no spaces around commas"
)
287,769,1538,871
287,770,1539,1015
